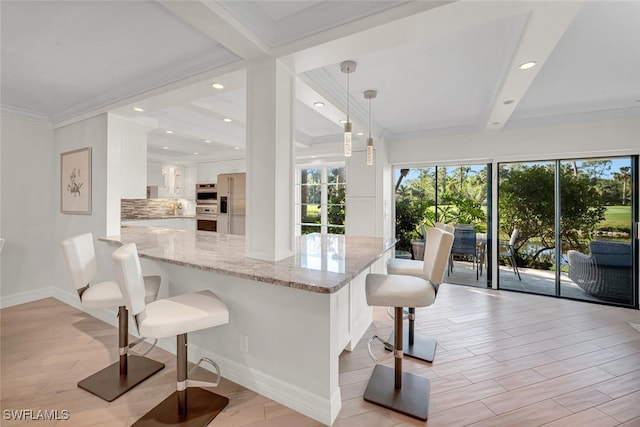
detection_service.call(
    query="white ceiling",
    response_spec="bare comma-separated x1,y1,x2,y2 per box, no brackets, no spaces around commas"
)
2,1,639,165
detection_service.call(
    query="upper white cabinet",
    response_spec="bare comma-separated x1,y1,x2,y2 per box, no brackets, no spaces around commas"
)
147,162,196,199
159,165,184,198
184,166,197,200
110,114,150,199
197,159,246,183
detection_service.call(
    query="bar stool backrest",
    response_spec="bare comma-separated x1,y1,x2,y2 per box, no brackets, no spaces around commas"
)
61,233,97,291
112,243,147,319
423,227,455,284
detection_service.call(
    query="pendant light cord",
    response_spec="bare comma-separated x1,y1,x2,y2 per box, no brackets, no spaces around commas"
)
368,97,371,139
346,68,350,123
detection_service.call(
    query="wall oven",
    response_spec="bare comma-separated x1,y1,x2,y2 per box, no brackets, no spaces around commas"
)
196,183,217,204
196,205,218,232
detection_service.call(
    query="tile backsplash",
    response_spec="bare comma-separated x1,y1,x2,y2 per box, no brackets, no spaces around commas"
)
121,199,191,220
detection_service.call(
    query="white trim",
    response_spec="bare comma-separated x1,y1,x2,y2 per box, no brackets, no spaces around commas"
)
181,340,338,426
0,287,54,309
0,105,51,123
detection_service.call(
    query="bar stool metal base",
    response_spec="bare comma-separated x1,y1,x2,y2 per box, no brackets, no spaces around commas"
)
387,330,437,363
363,364,430,421
132,387,229,427
78,355,165,402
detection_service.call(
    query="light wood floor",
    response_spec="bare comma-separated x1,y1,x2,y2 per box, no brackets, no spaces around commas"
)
2,284,639,426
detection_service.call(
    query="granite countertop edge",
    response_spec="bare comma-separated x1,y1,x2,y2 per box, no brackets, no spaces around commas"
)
99,230,395,294
121,215,196,220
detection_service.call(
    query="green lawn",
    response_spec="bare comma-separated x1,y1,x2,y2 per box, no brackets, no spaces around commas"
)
601,205,631,231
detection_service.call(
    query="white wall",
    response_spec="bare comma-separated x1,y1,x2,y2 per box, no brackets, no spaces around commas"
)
52,114,115,301
0,115,56,305
388,116,640,166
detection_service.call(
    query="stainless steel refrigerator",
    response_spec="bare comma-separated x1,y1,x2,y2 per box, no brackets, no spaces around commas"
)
217,173,246,235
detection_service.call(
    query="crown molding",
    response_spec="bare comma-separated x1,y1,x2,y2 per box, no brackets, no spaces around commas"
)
0,104,51,123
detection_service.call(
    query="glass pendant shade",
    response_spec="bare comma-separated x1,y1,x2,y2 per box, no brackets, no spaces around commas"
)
366,137,373,165
344,122,352,157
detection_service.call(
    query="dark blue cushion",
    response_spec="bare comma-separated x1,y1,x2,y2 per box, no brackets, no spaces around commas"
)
589,240,631,267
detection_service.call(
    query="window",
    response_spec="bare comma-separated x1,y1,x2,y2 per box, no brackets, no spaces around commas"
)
295,165,346,235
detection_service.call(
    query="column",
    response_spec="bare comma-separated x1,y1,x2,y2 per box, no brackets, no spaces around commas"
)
245,59,295,261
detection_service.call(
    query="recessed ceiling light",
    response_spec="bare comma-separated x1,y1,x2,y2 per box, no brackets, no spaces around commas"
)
165,130,174,134
193,152,199,155
503,99,515,105
223,118,232,123
211,83,224,89
357,132,364,136
518,61,537,70
204,140,211,143
234,147,240,150
133,107,144,112
314,101,324,107
162,146,169,150
339,119,347,124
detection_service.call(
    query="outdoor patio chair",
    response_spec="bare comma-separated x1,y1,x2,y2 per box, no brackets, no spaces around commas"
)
449,224,479,280
499,229,521,280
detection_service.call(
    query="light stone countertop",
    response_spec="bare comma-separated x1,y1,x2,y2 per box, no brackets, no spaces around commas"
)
121,215,196,221
100,228,396,294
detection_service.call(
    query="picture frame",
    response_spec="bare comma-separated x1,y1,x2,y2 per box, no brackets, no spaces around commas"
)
60,147,92,214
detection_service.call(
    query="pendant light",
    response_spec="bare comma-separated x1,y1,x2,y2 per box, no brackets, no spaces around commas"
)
364,89,377,166
340,60,356,157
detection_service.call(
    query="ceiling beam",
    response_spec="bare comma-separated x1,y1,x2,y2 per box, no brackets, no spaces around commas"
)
157,0,271,62
485,1,584,131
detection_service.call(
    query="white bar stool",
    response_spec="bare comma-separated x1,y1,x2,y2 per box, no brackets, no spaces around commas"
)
384,225,454,362
364,227,453,420
112,243,230,426
61,233,164,401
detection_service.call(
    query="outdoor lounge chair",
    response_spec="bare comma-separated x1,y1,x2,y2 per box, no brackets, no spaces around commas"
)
567,239,632,304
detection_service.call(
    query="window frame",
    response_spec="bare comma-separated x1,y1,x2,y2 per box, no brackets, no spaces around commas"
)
295,162,346,236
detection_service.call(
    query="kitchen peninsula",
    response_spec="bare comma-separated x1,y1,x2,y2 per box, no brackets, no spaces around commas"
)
100,227,395,425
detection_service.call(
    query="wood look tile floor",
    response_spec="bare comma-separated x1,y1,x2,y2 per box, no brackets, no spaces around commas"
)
1,284,639,426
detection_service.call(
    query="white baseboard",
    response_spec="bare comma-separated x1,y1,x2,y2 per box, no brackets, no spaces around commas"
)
1,288,340,426
0,287,54,309
1,287,119,330
183,341,338,426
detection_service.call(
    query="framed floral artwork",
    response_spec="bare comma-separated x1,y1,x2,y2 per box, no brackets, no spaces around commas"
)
60,147,92,214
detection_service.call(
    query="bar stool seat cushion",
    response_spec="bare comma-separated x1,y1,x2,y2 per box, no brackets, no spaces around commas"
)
81,276,161,309
366,274,436,308
386,258,424,279
138,290,229,339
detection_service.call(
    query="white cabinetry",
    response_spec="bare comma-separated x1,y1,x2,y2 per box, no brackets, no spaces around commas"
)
184,166,197,200
158,165,184,198
111,114,149,199
197,159,246,183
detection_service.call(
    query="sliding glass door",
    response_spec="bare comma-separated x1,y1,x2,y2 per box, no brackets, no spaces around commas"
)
393,164,491,288
498,156,637,307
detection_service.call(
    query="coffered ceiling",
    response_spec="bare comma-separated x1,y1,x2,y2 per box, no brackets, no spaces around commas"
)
2,1,639,164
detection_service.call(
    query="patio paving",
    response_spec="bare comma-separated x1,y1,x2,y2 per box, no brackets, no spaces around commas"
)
444,258,608,303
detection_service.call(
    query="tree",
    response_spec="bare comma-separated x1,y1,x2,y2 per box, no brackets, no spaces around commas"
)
499,164,606,268
327,167,346,233
580,160,612,180
613,166,631,205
